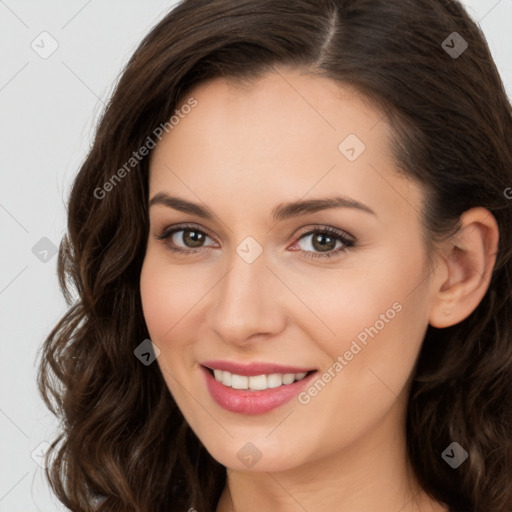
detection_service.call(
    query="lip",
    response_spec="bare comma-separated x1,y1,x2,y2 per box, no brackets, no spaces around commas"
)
201,360,316,376
200,364,317,415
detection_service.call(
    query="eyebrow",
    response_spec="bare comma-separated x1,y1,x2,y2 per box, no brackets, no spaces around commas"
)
149,192,376,221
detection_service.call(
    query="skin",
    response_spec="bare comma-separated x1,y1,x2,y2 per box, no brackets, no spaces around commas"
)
139,68,499,512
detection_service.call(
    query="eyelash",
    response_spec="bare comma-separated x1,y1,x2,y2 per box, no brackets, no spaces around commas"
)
155,223,355,260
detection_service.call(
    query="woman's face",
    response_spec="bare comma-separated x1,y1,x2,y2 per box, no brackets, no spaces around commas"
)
140,69,436,472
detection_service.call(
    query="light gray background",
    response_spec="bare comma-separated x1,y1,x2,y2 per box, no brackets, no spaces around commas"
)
1,1,511,510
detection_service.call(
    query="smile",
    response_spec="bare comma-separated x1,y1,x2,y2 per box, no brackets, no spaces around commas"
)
211,368,310,390
200,363,318,415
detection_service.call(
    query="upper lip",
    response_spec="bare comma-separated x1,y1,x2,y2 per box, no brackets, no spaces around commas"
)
201,360,316,376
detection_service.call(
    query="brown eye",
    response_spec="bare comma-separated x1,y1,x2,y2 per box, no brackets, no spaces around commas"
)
155,225,217,254
311,232,337,252
294,226,355,260
176,229,206,248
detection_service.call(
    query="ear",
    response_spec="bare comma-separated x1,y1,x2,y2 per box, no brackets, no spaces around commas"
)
429,207,499,328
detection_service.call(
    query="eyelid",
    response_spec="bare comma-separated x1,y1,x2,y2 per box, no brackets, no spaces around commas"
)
155,222,356,259
294,224,355,242
289,224,355,260
155,223,217,244
155,223,354,242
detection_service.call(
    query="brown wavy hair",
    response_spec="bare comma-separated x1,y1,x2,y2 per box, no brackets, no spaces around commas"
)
37,0,512,510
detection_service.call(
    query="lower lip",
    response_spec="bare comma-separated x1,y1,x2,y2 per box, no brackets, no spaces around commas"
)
200,365,317,415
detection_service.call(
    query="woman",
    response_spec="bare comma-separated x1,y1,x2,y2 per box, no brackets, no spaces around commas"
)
37,0,512,511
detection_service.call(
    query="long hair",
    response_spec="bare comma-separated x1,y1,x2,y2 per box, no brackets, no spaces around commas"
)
37,1,512,510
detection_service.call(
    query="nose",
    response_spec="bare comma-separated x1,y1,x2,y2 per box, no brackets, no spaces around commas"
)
208,245,286,346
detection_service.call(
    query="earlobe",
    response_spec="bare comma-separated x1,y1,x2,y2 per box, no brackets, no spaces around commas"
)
428,207,499,329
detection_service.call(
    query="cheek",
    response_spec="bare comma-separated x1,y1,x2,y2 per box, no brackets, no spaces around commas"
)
323,235,427,342
139,254,203,402
139,253,201,342
301,241,429,384
289,271,428,455
288,263,407,350
140,260,170,340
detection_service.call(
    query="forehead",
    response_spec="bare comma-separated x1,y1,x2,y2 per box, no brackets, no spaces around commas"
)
148,70,423,226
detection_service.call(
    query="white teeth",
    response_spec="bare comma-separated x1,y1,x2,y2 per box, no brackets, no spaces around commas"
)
222,371,232,387
249,374,267,391
210,369,310,390
282,373,295,385
231,374,249,389
267,373,283,388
